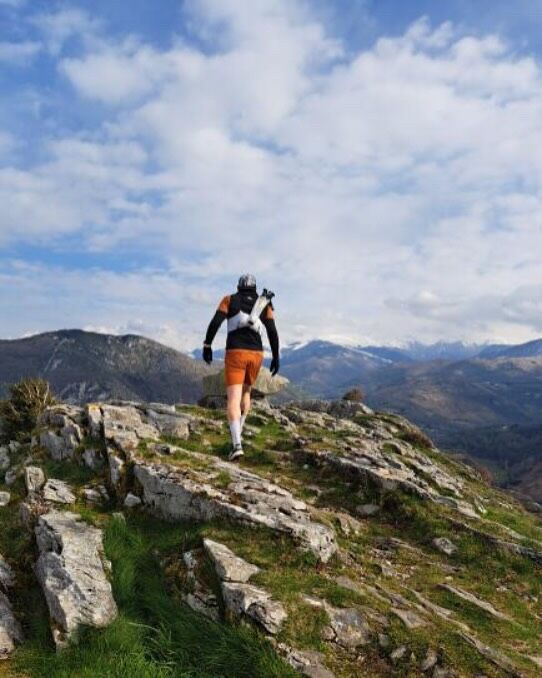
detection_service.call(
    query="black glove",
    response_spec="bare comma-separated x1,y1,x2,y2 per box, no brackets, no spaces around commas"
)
270,356,279,376
203,345,213,364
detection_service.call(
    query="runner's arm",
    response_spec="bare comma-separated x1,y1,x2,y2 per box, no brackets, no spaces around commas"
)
204,311,226,345
204,296,230,345
262,305,279,361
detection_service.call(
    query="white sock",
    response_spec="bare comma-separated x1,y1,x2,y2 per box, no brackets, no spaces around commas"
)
229,420,242,447
240,413,247,431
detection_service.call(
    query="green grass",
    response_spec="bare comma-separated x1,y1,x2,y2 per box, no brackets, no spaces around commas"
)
11,514,296,678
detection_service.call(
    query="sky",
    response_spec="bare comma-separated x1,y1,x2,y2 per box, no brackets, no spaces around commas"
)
1,0,542,352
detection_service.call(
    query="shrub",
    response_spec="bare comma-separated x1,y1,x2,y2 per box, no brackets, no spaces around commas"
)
0,377,57,441
399,426,434,450
342,387,364,402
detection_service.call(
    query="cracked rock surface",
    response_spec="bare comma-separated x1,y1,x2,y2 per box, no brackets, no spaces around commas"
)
34,510,118,647
134,457,337,562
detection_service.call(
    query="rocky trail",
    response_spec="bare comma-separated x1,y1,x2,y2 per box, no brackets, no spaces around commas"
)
0,396,541,677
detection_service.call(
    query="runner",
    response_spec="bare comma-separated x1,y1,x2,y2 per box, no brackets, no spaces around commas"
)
202,274,280,461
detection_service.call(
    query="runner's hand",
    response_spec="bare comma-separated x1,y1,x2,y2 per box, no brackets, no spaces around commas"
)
203,345,213,364
270,356,279,376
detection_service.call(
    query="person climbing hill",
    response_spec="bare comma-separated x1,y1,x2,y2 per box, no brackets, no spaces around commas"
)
202,274,280,461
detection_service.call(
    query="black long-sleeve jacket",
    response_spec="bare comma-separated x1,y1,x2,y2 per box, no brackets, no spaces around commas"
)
204,289,279,360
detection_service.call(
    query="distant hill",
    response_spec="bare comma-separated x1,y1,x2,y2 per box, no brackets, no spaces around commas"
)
280,339,542,501
0,330,216,404
478,338,542,359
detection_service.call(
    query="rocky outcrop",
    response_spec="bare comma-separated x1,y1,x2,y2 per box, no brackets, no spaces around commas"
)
201,539,286,636
29,398,542,675
203,538,260,582
43,479,76,505
134,456,337,562
25,466,46,495
0,554,23,658
34,510,117,647
222,582,287,635
438,584,512,622
181,550,220,622
304,595,371,649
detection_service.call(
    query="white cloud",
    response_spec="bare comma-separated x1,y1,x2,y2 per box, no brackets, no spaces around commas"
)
0,40,40,63
30,7,102,55
1,3,542,346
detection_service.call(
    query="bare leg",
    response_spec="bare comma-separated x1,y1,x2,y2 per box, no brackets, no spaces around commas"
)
226,384,243,422
241,384,252,426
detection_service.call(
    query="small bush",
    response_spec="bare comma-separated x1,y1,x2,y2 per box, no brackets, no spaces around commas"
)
342,387,364,402
0,377,56,441
399,427,433,450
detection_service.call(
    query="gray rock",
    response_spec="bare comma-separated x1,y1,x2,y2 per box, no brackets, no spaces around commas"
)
82,487,109,504
146,409,191,439
108,450,125,487
421,648,439,672
203,538,260,582
39,430,68,461
134,456,337,563
278,644,335,678
181,549,219,622
0,554,14,590
304,596,371,648
86,404,103,438
124,493,142,508
0,492,10,507
43,479,76,505
8,441,21,454
327,606,371,648
378,633,390,648
438,584,511,621
101,405,158,452
82,447,104,470
61,423,82,454
222,581,287,635
34,510,118,647
391,607,427,629
147,403,176,415
432,537,457,556
38,406,84,428
459,631,521,674
391,645,407,662
25,466,46,494
0,447,10,472
335,513,363,536
0,591,23,658
356,503,380,517
4,470,17,486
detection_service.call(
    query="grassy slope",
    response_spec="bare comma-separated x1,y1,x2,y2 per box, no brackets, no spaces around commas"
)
0,403,541,677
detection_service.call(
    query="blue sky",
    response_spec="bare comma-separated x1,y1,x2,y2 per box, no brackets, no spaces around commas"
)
1,0,541,350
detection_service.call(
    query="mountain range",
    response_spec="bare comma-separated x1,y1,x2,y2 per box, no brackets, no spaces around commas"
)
1,330,541,501
0,329,215,404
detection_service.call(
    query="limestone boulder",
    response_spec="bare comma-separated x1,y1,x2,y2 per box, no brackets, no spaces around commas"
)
203,538,260,583
25,466,46,495
34,510,118,647
0,592,23,658
43,479,76,505
134,454,337,563
0,447,10,472
222,582,287,635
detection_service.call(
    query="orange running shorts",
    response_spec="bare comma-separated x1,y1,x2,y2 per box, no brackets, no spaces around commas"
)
224,349,264,387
